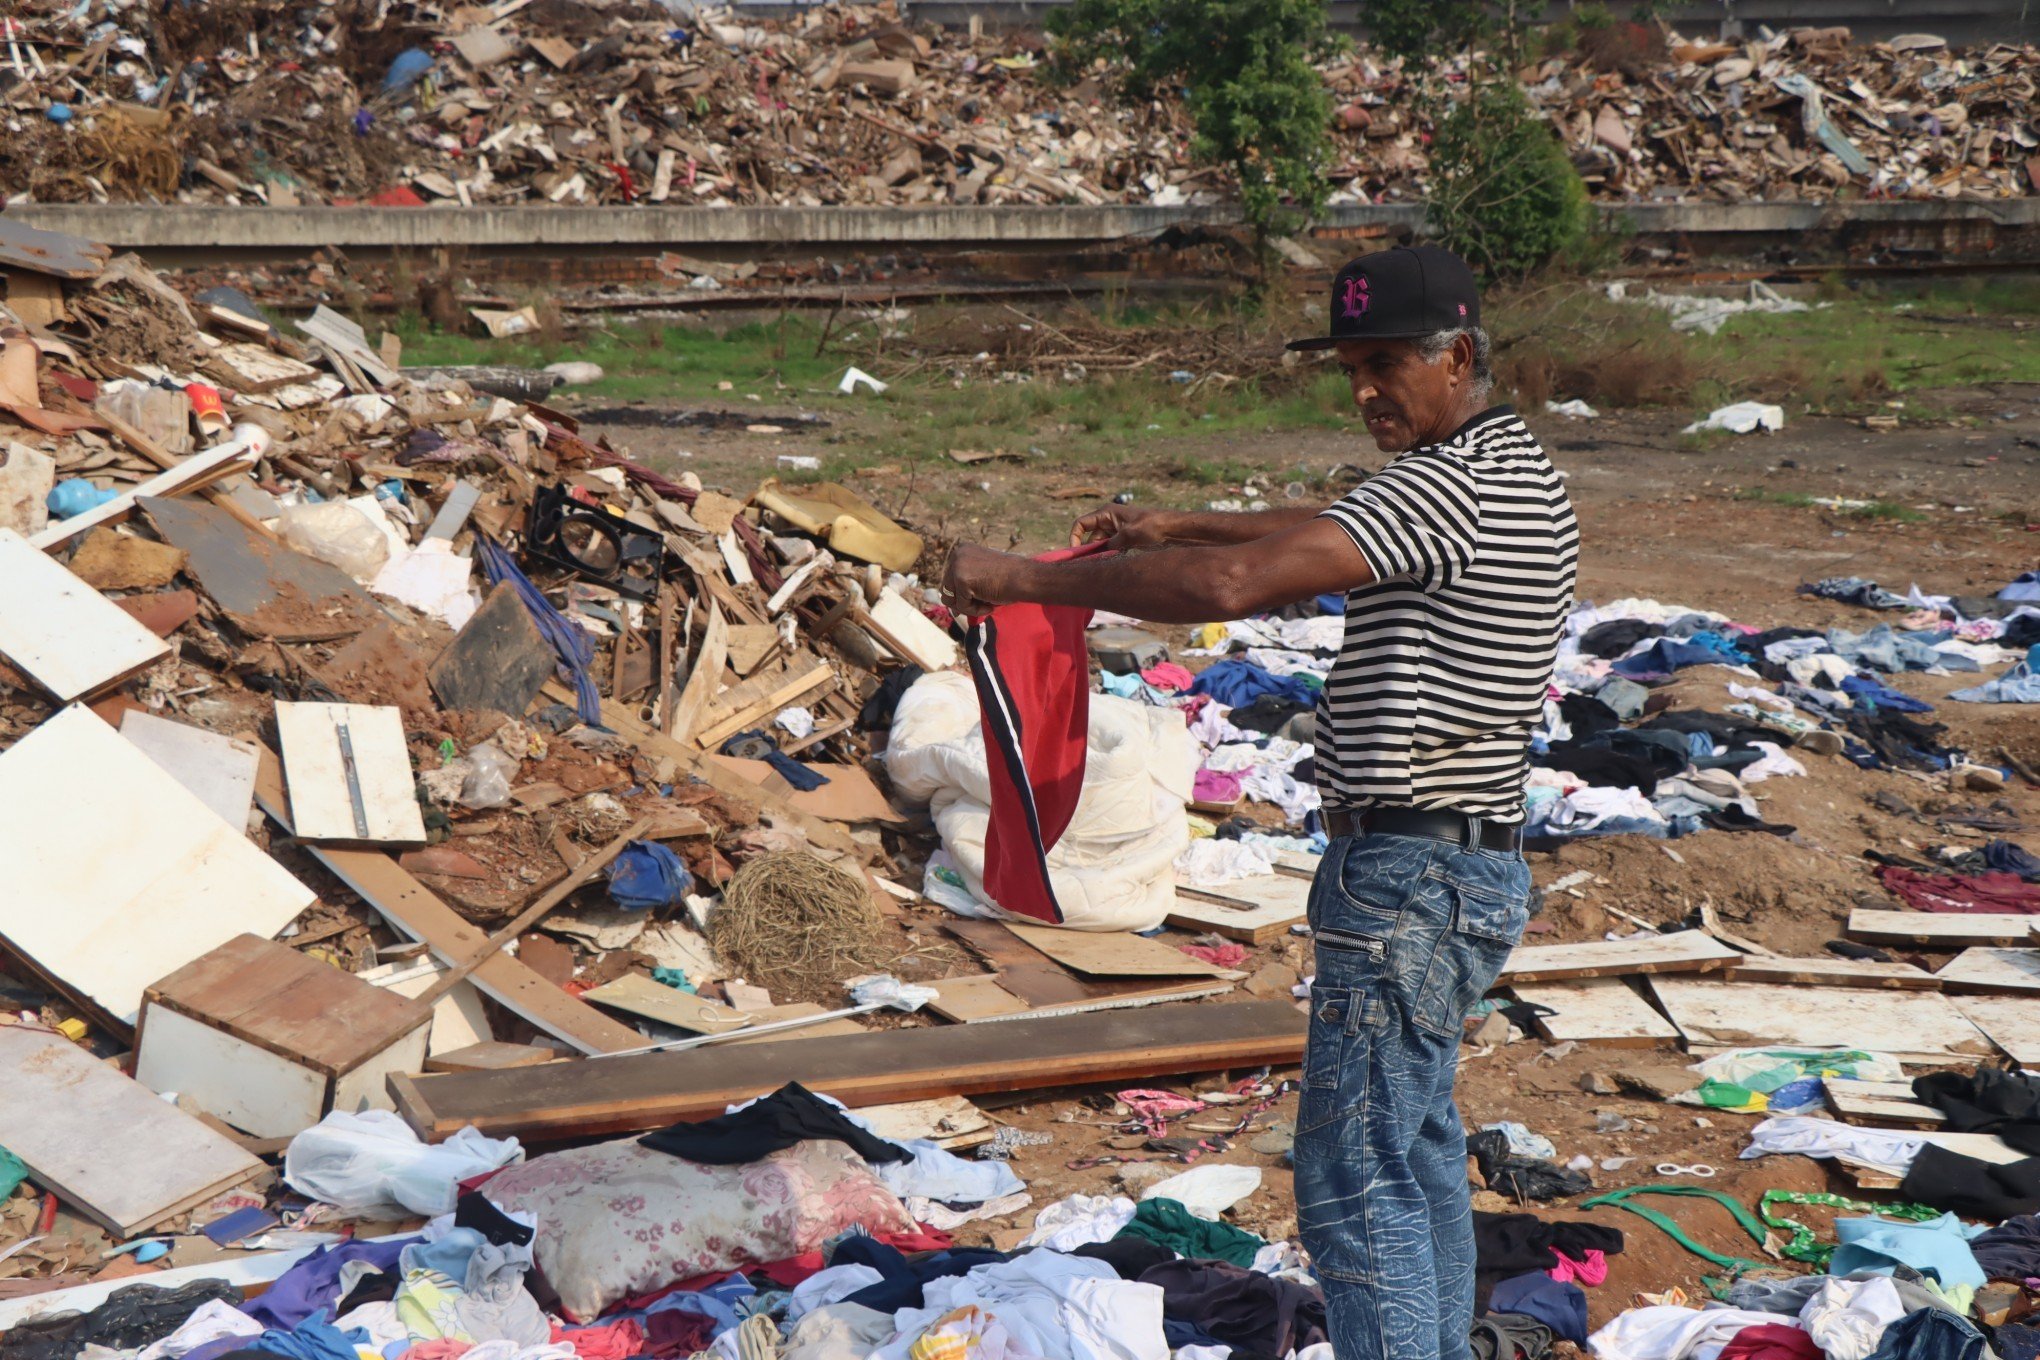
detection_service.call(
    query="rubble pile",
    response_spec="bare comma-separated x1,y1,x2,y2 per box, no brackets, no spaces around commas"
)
1,0,2032,210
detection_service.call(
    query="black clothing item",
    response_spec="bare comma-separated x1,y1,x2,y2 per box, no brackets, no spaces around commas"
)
836,1240,1007,1313
1471,1212,1626,1312
0,1281,243,1360
336,1270,400,1316
457,1190,535,1247
1072,1236,1175,1280
1969,1213,2040,1283
1844,710,1957,774
1636,710,1775,750
1900,1144,2040,1221
1702,806,1798,837
1827,940,1895,963
1467,1129,1593,1205
1137,1259,1328,1358
858,666,924,732
640,1082,907,1166
1538,741,1667,796
1579,620,1665,661
1914,1065,2040,1155
1470,1314,1555,1360
1994,1323,2040,1360
1229,693,1313,736
1558,693,1624,740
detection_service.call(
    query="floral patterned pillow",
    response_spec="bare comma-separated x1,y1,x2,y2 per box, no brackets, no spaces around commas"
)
485,1136,915,1321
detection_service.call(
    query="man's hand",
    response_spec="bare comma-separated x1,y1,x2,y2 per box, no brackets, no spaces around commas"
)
941,541,1017,620
1071,503,1175,550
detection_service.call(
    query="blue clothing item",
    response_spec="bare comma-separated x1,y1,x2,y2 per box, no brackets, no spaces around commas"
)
382,48,435,94
1840,675,1935,714
835,1240,1007,1313
1187,658,1319,709
638,1278,749,1334
1864,1306,1989,1360
1488,1272,1588,1345
1829,625,1976,675
2001,572,2040,604
1609,637,1748,680
1829,1212,1986,1289
398,1227,486,1285
1803,577,1909,611
1984,840,2040,881
1099,670,1174,705
606,839,694,910
249,1314,370,1360
1295,832,1531,1360
1317,593,1347,616
243,1237,416,1330
1952,662,2040,704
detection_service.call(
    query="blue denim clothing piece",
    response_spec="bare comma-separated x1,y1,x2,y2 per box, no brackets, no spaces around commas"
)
1839,675,1935,714
1294,832,1531,1360
1828,625,1977,674
1952,662,2040,704
2001,572,2040,604
1863,1306,1989,1360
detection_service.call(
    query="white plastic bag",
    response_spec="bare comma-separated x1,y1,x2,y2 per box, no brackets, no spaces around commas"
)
278,500,392,581
459,742,519,809
283,1109,522,1216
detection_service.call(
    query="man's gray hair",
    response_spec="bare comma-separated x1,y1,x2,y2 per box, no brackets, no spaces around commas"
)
1416,327,1494,402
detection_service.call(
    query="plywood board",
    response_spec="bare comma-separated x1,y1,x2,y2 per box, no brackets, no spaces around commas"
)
853,1096,991,1150
1270,849,1322,879
728,1002,868,1044
0,527,169,701
0,706,315,1029
276,702,427,846
253,750,643,1057
583,973,754,1035
1004,922,1229,978
1499,932,1740,983
0,1024,265,1237
866,590,960,671
1826,1078,1945,1126
119,710,258,831
1511,978,1681,1045
1937,948,2040,995
705,754,906,825
1647,977,1995,1064
928,973,1030,1023
1847,910,2038,947
142,495,382,642
1167,895,1307,946
724,624,781,676
1724,954,1941,990
1951,994,2040,1065
390,998,1308,1141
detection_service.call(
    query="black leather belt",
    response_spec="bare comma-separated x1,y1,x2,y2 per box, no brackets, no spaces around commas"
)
1322,806,1521,853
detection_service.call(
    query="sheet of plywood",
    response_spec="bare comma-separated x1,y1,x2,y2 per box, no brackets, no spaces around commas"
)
141,495,381,643
1847,910,2038,947
1500,932,1740,983
119,710,259,831
1724,954,1941,990
0,706,314,1029
252,749,643,1057
1005,922,1229,978
390,998,1308,1141
275,702,427,846
705,754,906,825
1647,977,1995,1064
1178,875,1311,913
583,973,753,1035
0,1024,265,1237
928,969,1228,1023
853,1096,992,1150
1951,994,2040,1064
1511,978,1681,1046
1826,1078,1946,1127
0,527,169,701
1937,948,2040,995
724,624,781,677
728,1002,868,1044
1167,885,1308,946
929,974,1031,1023
1272,850,1321,880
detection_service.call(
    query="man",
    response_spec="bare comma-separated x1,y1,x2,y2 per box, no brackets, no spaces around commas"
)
942,245,1579,1360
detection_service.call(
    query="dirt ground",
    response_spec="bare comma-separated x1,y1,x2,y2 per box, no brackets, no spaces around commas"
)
568,382,2040,1320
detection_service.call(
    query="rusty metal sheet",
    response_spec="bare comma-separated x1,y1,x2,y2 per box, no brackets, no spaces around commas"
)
0,216,112,280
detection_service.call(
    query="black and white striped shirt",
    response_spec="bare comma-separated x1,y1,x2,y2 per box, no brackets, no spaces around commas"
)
1315,406,1578,824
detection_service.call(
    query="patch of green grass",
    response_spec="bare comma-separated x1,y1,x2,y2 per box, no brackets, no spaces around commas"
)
1733,487,1927,522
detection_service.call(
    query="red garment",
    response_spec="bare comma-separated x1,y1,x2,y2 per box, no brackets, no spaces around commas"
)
645,1309,718,1357
552,1319,646,1360
1717,1323,1823,1360
752,1225,956,1287
1877,866,2040,914
963,543,1107,923
1181,943,1249,969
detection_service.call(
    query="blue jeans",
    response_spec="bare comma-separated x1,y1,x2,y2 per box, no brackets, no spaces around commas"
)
1293,832,1531,1360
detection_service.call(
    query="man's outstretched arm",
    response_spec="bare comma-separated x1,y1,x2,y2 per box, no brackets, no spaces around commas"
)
1072,503,1324,550
948,517,1373,625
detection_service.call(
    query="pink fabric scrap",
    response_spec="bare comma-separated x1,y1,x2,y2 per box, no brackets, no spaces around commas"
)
551,1319,646,1360
1181,942,1249,969
1118,1088,1206,1134
407,1344,476,1360
1142,662,1195,693
1192,768,1244,805
1549,1248,1609,1286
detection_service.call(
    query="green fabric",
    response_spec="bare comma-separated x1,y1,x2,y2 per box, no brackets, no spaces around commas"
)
1582,1184,1771,1275
1759,1191,1939,1265
1115,1195,1265,1268
650,968,697,993
0,1146,24,1201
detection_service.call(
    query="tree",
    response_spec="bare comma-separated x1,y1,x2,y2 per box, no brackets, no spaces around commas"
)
1047,0,1343,270
1426,80,1592,279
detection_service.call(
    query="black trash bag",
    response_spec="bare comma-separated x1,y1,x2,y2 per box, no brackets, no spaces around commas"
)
0,1279,242,1360
1467,1127,1593,1202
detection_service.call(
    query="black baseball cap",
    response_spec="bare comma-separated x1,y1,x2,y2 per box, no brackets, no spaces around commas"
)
1286,245,1481,351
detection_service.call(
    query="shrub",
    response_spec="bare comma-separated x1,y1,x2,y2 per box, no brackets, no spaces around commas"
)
1427,81,1593,279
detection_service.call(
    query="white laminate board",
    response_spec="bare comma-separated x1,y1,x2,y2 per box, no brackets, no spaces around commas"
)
120,709,259,831
1937,948,2040,994
1952,994,2040,1064
1648,977,1996,1064
1512,978,1682,1045
0,705,316,1026
0,527,169,700
275,701,427,845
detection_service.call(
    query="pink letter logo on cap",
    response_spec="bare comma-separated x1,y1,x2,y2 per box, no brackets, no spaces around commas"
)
1341,275,1370,320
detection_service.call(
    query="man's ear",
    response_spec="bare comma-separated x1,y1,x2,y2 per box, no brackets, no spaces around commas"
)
1450,332,1477,386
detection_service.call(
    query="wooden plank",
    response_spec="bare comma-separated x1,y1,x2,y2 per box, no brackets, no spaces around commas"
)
1511,978,1681,1046
725,624,781,677
389,999,1308,1141
425,1041,567,1074
928,973,1030,1023
1825,1078,1945,1128
1005,922,1228,978
1499,932,1740,983
583,973,754,1035
1170,877,1310,945
695,658,835,750
118,710,259,831
1951,994,2040,1064
1936,948,2040,994
1724,954,1941,990
276,702,427,846
142,495,382,642
728,1002,868,1044
429,582,554,716
1647,977,1996,1064
1847,910,2039,947
0,706,315,1030
0,527,169,701
0,1024,264,1238
1271,849,1321,880
30,445,258,551
251,749,645,1057
863,590,960,670
671,599,728,744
